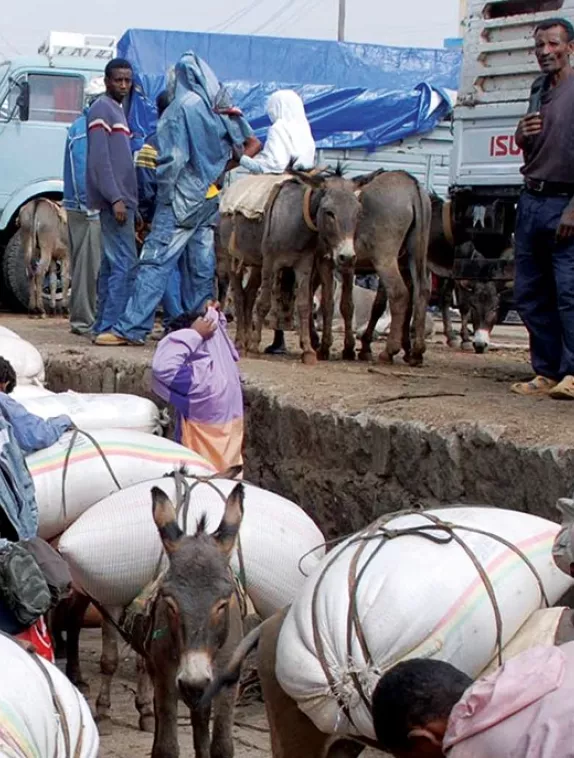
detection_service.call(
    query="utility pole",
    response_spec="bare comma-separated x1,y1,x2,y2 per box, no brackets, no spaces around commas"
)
338,0,346,42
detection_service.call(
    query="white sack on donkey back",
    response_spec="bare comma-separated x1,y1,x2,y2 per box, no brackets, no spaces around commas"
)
58,476,325,619
0,634,98,757
19,391,165,435
0,332,45,385
27,429,216,540
276,506,574,741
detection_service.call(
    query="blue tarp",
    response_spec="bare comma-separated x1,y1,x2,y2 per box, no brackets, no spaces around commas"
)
119,29,462,151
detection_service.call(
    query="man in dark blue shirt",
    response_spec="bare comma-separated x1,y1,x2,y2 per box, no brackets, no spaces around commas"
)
86,58,138,339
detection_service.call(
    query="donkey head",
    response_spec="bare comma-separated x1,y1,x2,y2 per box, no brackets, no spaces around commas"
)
150,483,244,706
291,165,360,268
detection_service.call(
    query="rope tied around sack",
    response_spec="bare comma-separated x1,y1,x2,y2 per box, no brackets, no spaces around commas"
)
309,508,550,735
61,425,122,525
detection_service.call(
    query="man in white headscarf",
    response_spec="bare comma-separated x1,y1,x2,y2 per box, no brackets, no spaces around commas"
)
240,89,315,174
240,89,316,354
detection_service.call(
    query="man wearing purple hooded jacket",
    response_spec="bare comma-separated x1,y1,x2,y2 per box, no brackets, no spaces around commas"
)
151,303,243,473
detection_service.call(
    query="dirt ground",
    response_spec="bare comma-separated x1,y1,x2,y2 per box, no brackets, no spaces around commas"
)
3,312,574,448
76,629,381,757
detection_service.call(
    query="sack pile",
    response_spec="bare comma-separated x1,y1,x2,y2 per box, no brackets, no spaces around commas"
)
58,475,326,618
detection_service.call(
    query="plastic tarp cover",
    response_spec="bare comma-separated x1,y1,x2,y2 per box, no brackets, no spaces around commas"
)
118,29,461,151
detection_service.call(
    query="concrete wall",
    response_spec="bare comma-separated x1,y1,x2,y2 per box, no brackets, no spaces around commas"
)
44,353,574,539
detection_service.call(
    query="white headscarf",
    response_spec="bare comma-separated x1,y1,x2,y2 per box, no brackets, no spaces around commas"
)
250,89,316,174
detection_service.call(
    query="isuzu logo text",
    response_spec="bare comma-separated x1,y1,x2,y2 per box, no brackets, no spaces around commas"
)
489,135,522,158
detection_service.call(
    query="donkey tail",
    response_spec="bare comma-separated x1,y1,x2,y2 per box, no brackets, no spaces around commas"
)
200,622,264,707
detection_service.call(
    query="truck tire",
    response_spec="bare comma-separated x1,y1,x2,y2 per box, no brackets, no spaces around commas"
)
1,230,28,311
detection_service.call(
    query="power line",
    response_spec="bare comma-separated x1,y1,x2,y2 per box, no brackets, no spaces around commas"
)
207,0,267,33
251,0,297,35
267,0,327,37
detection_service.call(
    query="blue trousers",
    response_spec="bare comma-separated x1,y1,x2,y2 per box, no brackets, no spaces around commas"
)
92,208,138,335
113,200,217,343
514,191,574,380
161,266,183,328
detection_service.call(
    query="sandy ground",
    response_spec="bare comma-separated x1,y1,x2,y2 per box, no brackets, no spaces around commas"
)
3,313,574,448
76,629,382,757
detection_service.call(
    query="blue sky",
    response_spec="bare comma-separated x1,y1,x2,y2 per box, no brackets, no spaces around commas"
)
1,0,460,58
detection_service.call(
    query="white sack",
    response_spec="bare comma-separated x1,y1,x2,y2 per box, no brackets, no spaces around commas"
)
58,477,325,618
19,391,164,435
0,635,98,758
11,384,55,400
27,429,216,540
0,334,45,385
276,507,574,740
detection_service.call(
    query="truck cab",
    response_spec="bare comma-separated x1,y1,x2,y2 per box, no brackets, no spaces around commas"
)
0,32,111,309
449,0,574,277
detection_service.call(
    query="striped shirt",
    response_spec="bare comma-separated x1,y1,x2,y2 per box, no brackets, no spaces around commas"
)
86,94,138,211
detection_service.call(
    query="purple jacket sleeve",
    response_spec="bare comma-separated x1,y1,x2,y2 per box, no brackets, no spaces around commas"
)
151,329,208,405
87,123,123,206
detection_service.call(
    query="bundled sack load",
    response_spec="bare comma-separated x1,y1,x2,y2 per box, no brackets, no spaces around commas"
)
11,384,55,401
0,328,45,386
28,429,216,540
0,633,98,757
19,390,166,435
275,506,574,741
58,475,325,618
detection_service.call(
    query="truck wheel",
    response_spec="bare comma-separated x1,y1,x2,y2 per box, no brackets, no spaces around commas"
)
1,230,28,311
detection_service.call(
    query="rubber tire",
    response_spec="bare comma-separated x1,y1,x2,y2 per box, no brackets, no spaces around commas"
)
1,230,28,312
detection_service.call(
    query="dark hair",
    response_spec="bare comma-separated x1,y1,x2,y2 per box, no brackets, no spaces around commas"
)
372,659,472,753
156,90,170,117
166,308,207,334
104,58,133,78
534,17,574,42
0,357,17,394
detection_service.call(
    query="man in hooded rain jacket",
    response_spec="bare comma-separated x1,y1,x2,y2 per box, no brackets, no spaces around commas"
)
94,52,260,346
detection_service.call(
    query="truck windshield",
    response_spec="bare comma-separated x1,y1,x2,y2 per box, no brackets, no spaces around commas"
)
0,62,9,87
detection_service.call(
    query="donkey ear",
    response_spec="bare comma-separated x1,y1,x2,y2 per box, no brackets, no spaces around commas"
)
213,483,244,558
152,487,184,554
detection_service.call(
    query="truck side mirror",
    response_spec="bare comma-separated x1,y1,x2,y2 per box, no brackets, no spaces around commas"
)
17,81,30,122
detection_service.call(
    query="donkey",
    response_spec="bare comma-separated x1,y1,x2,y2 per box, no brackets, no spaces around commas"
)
92,483,246,758
202,608,365,758
219,168,360,364
340,170,432,367
18,198,70,318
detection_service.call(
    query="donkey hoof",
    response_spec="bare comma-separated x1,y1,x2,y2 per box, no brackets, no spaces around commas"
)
317,347,330,361
378,352,394,365
358,350,372,362
302,351,318,366
96,716,113,736
461,340,473,352
139,714,155,733
408,354,424,368
342,348,356,361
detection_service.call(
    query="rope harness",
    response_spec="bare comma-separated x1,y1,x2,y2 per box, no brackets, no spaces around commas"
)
0,631,84,758
307,508,549,737
302,186,319,232
61,426,122,525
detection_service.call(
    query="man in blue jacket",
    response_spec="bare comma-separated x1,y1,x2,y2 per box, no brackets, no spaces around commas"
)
0,359,72,455
135,90,183,334
95,53,260,346
63,76,105,335
0,409,41,635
